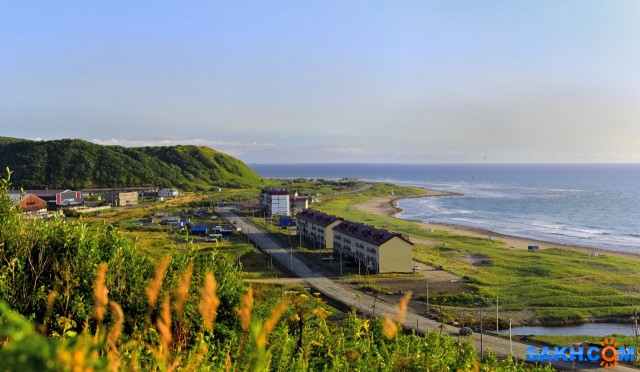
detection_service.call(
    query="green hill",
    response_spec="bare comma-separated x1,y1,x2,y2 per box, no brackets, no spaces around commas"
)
0,138,264,190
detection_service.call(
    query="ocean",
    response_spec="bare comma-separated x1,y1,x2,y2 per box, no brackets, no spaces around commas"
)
250,163,640,253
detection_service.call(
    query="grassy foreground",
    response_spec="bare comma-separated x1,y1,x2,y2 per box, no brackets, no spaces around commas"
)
313,183,640,325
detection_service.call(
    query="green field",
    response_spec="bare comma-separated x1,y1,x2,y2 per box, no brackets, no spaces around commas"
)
312,183,640,325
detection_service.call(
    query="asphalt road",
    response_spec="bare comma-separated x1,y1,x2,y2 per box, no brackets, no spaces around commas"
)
224,211,638,372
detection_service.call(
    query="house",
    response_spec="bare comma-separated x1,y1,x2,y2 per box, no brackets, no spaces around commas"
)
259,187,290,216
296,209,343,250
158,188,179,198
291,197,309,214
103,191,138,207
332,220,413,273
8,193,48,214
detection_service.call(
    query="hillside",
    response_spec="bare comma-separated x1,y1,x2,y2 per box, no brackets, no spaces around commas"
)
0,138,264,190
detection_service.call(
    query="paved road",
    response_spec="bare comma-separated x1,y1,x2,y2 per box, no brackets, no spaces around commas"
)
225,211,637,372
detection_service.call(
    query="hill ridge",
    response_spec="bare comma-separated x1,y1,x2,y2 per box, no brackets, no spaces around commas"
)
0,137,263,190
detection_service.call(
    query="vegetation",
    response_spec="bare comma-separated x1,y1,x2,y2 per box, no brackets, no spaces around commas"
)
312,183,640,325
0,137,263,190
0,168,558,370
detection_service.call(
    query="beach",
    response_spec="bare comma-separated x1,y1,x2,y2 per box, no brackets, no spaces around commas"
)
354,194,640,260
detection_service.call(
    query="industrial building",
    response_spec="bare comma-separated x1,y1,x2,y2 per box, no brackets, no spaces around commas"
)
332,220,413,273
296,209,343,249
16,189,84,210
8,193,48,214
104,191,139,207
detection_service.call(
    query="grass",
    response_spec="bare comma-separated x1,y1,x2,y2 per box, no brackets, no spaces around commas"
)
311,183,640,324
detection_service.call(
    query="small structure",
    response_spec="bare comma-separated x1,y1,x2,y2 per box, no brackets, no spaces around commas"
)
291,197,309,214
190,225,208,236
527,245,539,251
158,188,179,198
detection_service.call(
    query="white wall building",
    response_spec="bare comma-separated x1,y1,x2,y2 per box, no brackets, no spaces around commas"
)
158,188,179,198
259,188,290,216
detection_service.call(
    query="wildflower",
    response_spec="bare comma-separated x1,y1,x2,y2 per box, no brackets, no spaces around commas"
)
199,273,221,331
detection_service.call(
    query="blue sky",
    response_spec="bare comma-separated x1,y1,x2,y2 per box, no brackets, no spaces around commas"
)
2,1,639,163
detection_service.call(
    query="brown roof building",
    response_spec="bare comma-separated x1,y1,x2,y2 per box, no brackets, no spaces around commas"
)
332,220,413,273
9,193,48,214
296,209,343,249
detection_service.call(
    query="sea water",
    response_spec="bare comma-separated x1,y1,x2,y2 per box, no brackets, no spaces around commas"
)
250,164,640,253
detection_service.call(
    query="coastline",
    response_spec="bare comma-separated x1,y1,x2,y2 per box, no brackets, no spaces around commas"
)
354,193,640,260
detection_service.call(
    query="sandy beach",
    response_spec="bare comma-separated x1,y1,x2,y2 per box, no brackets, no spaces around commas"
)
354,194,640,259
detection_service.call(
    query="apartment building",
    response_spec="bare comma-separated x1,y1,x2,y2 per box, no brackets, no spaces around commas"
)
332,220,413,273
296,209,343,249
259,187,291,216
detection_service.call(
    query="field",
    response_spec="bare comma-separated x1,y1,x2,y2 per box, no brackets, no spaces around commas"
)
310,182,640,326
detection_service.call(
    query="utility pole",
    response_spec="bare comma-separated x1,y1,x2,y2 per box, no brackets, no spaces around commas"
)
509,317,512,355
426,280,430,313
480,309,484,359
496,295,499,335
635,310,639,358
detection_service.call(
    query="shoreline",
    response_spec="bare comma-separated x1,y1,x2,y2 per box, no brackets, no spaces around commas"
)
354,193,640,260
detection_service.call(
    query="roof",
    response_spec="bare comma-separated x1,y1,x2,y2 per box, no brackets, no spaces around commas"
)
296,209,343,227
10,189,76,197
333,220,413,246
261,187,290,196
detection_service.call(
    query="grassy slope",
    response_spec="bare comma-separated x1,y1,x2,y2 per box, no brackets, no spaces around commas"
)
0,137,263,190
312,183,640,323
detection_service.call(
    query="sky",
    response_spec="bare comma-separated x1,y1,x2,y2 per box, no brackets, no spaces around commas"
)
2,1,640,164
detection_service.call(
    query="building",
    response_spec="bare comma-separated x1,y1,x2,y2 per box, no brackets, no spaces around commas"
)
332,220,413,273
296,209,343,249
259,187,291,216
8,193,48,214
104,191,138,207
158,188,179,198
17,189,84,210
291,197,310,214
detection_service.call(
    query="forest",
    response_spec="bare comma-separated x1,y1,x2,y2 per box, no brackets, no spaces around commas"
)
0,137,263,190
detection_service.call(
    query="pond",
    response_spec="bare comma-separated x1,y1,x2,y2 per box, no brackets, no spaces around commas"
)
498,323,638,337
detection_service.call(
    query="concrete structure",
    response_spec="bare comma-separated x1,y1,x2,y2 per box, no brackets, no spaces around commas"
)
9,193,48,214
332,220,413,273
104,191,138,207
259,187,290,216
296,209,343,249
158,188,179,198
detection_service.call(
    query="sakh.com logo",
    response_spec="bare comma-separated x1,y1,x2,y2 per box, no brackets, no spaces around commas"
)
526,337,634,368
